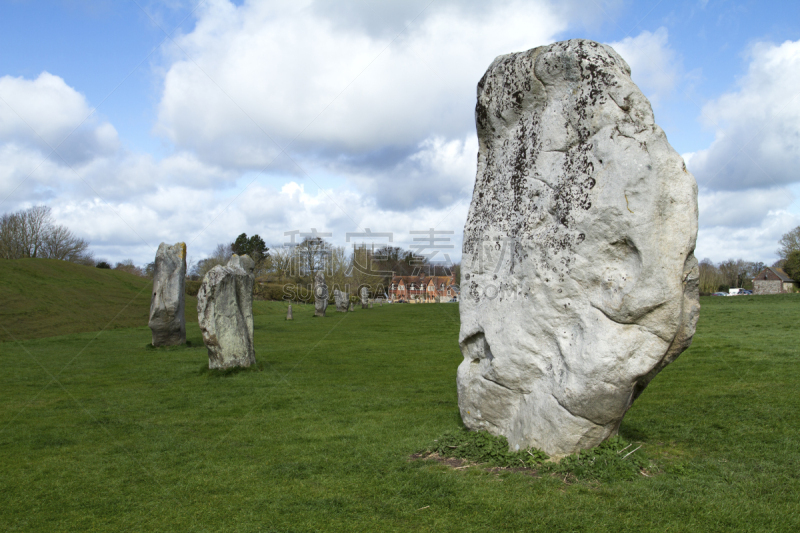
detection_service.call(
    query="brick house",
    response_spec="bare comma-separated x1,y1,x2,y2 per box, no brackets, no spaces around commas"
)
389,273,457,303
753,267,798,295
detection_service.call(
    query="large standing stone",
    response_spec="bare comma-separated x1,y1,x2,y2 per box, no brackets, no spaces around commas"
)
197,254,256,369
149,242,187,346
458,40,699,457
314,271,328,317
360,287,369,309
334,289,349,313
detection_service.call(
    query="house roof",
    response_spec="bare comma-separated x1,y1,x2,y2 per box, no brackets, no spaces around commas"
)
758,266,795,282
391,274,454,287
771,267,795,282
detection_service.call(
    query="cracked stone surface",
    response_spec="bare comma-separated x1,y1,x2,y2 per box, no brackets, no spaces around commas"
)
314,271,328,317
197,254,256,369
148,242,186,346
458,39,699,457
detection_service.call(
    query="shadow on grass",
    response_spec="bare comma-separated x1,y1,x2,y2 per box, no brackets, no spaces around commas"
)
144,338,204,351
198,361,265,378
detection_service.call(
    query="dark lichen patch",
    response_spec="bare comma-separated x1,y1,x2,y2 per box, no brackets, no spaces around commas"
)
463,39,645,297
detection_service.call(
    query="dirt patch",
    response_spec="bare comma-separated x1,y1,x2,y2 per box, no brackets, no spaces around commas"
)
411,452,542,476
410,451,472,469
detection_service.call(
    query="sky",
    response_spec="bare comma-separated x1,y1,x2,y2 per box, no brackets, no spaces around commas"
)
1,0,799,268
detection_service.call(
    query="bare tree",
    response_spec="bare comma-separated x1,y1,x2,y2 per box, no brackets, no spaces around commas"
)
42,224,91,261
294,237,331,277
0,205,92,263
190,243,233,279
114,259,144,277
0,212,24,259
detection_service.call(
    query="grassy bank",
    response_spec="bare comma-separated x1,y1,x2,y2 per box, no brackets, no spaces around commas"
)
0,294,799,531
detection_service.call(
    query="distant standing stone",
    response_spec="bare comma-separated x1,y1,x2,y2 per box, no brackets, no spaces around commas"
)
334,289,349,313
314,271,328,317
348,302,354,312
286,305,293,320
149,242,187,346
197,254,256,369
360,286,369,309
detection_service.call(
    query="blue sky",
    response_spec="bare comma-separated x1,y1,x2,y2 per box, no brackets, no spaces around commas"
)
1,0,799,266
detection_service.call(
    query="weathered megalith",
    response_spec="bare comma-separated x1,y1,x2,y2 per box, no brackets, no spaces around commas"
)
360,287,369,309
149,242,187,346
458,39,699,457
348,302,354,312
197,254,256,369
334,289,349,312
314,271,328,317
286,305,293,320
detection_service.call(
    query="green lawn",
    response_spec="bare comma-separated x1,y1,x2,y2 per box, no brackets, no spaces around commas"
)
1,290,799,531
0,259,196,342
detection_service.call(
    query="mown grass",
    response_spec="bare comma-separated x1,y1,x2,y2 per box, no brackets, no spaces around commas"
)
0,259,198,342
1,273,799,531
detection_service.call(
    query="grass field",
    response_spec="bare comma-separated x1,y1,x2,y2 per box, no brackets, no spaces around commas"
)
0,259,195,342
1,264,799,531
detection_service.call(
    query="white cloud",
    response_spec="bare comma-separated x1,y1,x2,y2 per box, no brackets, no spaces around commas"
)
687,39,800,191
698,186,794,229
607,27,680,105
0,72,119,163
695,209,800,263
155,0,567,168
0,67,473,267
343,134,478,211
682,39,800,264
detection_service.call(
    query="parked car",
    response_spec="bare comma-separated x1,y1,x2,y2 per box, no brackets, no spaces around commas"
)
711,292,728,296
740,290,753,295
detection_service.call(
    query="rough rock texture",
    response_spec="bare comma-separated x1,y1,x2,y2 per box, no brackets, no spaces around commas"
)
148,242,187,346
458,39,699,457
334,289,349,312
314,272,328,317
197,254,256,369
287,305,293,320
360,287,369,309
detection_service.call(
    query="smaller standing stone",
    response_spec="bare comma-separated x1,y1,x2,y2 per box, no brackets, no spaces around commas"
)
197,254,256,370
360,286,369,309
334,289,349,312
348,302,354,312
149,242,187,346
286,305,293,320
369,301,373,309
314,271,328,317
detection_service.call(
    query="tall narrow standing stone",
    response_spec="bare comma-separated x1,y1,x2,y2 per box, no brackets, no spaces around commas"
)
314,271,328,317
360,287,369,309
286,305,293,320
458,40,699,457
149,242,187,346
197,254,256,369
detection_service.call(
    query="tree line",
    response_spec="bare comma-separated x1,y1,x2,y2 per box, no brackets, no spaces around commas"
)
187,234,460,300
0,206,93,263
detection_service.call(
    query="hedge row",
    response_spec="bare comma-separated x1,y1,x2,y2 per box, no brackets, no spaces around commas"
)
185,280,306,302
